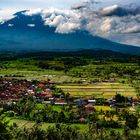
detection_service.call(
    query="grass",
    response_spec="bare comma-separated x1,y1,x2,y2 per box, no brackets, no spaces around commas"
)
2,113,140,134
0,108,3,111
41,123,88,132
12,119,35,128
52,106,63,112
0,68,82,82
36,103,46,110
94,106,112,111
57,84,132,89
5,117,87,132
41,123,55,130
6,117,140,134
71,124,88,132
10,118,88,132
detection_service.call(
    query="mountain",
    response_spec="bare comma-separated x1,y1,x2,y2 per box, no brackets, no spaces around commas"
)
0,10,140,55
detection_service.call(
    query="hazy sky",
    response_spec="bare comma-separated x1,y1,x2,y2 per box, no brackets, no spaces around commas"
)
1,0,80,17
1,0,140,9
0,0,140,18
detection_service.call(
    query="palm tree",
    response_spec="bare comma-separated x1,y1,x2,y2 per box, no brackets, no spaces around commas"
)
109,110,116,121
0,120,12,140
136,92,140,100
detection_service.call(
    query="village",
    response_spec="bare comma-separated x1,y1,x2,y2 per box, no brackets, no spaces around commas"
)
0,78,139,114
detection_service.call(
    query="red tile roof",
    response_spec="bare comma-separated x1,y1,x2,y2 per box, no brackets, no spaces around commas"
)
39,91,51,95
38,84,46,87
85,103,94,108
80,118,85,121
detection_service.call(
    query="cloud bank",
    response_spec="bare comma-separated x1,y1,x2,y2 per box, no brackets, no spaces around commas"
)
0,1,140,47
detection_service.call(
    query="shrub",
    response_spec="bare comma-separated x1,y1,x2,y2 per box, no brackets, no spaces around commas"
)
4,111,15,117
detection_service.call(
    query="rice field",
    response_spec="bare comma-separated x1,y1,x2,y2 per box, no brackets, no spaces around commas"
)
94,106,113,111
6,117,88,132
57,82,137,98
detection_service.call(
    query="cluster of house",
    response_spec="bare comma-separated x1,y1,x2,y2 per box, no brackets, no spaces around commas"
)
0,78,35,101
0,78,69,105
0,78,139,110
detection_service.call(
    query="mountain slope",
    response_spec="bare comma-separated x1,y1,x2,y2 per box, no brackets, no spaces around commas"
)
0,11,140,55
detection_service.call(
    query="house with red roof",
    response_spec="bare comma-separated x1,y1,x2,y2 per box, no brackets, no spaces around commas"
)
85,103,95,112
85,103,94,108
38,84,46,88
38,91,52,98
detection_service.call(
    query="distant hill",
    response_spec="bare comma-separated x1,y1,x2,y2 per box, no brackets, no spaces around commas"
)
0,11,140,55
0,49,139,62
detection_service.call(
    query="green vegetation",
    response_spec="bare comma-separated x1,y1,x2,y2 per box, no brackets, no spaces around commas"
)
1,106,140,140
0,52,139,94
0,95,138,127
0,51,140,139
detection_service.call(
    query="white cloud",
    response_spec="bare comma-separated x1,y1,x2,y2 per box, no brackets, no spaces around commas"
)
100,4,119,16
0,8,16,19
56,22,81,33
0,17,4,24
24,8,43,16
8,24,14,27
100,18,115,32
122,25,140,33
25,8,82,33
44,15,66,27
27,24,35,27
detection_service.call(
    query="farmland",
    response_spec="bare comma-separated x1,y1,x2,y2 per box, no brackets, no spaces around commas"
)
0,51,139,104
57,83,137,98
0,51,140,139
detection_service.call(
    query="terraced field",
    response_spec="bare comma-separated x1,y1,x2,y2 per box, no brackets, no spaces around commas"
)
57,82,137,98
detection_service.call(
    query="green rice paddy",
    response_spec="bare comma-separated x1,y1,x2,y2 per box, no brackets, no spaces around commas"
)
57,83,137,98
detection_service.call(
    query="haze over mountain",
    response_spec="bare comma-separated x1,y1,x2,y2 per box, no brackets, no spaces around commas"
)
0,1,140,55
